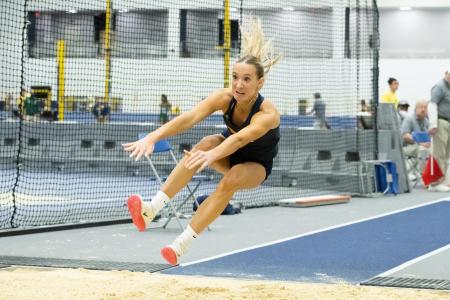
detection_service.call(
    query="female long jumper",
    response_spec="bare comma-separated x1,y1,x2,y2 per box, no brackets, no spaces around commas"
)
123,17,282,266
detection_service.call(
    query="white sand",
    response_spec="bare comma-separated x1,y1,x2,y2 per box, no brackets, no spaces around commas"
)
0,267,448,300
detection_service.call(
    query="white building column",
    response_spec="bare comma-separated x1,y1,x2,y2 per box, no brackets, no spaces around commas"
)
167,8,180,58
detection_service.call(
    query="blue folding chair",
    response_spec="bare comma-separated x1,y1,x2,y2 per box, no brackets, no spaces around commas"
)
138,133,209,231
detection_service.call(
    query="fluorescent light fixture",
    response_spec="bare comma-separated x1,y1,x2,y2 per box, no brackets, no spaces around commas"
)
68,9,77,13
399,6,412,11
230,7,237,12
119,9,129,13
283,7,295,11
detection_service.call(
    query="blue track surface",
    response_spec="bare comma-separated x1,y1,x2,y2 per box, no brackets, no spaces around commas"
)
164,201,450,283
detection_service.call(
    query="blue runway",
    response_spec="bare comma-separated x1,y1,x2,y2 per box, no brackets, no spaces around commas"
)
164,201,450,283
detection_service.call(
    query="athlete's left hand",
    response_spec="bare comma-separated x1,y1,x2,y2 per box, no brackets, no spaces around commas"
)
184,149,216,173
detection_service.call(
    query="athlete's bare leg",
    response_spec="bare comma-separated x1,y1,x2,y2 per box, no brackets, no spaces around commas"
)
161,162,266,265
161,134,230,198
127,134,230,231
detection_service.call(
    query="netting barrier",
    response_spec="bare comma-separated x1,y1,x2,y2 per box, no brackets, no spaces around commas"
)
0,0,379,229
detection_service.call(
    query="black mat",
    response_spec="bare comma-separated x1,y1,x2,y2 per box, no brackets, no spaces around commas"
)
0,256,172,273
361,276,450,290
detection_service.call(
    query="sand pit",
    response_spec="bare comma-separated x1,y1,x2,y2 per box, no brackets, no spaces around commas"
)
0,267,448,300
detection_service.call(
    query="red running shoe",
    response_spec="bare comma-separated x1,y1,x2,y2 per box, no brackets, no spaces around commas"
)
161,246,179,266
127,194,154,232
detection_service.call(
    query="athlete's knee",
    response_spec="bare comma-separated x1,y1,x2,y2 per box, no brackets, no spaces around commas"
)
192,135,222,152
217,168,241,193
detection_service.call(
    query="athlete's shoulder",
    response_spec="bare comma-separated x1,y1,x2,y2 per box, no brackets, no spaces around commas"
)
214,88,233,101
206,88,233,112
259,97,279,114
253,97,280,128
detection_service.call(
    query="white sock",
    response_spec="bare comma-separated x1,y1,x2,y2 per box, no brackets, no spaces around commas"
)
149,191,170,214
171,225,198,256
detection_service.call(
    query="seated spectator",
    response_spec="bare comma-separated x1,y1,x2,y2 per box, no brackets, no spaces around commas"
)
0,94,5,112
401,100,430,180
397,99,410,123
4,93,13,112
92,101,110,123
23,92,40,121
41,102,58,122
13,90,26,118
357,99,373,129
360,99,369,112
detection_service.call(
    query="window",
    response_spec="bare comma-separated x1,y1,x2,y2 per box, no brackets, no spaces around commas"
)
114,10,168,58
27,10,167,59
28,11,99,58
180,9,239,59
347,7,376,59
218,19,240,49
244,8,333,59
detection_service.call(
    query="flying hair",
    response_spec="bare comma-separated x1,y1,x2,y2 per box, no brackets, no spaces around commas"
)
237,17,282,78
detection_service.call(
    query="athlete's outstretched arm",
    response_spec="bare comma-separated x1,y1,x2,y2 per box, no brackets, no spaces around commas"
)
185,101,280,171
123,89,231,160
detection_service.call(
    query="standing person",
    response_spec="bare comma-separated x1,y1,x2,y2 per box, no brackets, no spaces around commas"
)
122,17,281,265
428,66,450,192
159,94,172,124
381,77,400,108
308,92,329,129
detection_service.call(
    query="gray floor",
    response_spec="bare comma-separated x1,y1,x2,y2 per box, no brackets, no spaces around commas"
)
0,188,449,281
387,247,450,280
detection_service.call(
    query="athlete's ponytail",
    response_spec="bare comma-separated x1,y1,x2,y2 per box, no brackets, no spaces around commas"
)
237,17,282,78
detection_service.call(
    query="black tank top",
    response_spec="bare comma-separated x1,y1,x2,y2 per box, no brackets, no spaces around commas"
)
222,94,280,162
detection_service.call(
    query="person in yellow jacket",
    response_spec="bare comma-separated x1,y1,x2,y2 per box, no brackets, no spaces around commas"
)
381,77,399,108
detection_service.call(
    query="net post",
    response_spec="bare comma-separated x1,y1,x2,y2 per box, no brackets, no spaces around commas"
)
104,0,112,103
223,0,231,88
57,39,65,121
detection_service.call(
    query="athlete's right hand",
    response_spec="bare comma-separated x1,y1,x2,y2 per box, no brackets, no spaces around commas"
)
122,135,155,161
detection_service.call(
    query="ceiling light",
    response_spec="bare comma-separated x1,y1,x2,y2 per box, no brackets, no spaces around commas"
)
399,6,412,11
283,7,294,11
68,9,77,13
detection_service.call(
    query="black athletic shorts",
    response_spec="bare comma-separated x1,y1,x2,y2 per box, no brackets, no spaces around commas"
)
221,129,273,180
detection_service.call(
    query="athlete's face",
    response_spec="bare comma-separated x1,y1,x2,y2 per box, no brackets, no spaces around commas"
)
232,63,264,104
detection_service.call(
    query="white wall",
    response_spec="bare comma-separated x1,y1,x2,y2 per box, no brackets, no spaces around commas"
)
380,9,450,58
379,59,449,104
378,8,450,105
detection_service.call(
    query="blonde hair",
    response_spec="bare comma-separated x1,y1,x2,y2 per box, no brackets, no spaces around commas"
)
238,17,282,78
